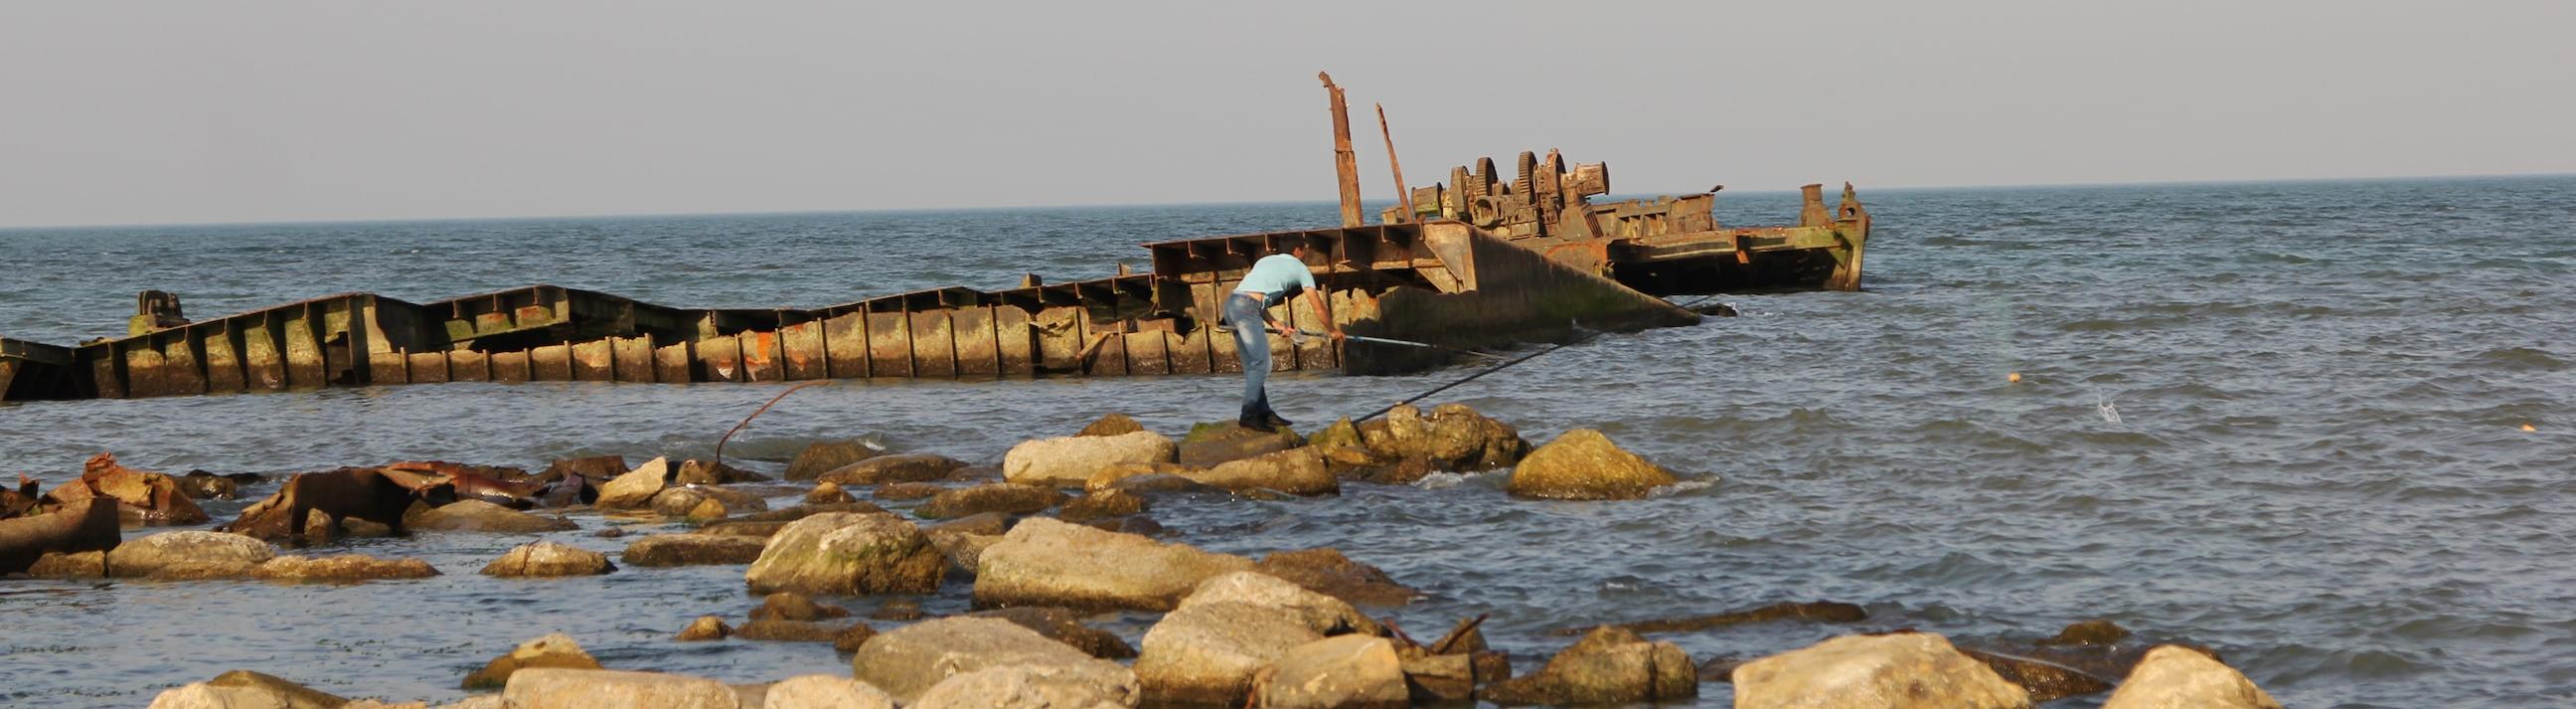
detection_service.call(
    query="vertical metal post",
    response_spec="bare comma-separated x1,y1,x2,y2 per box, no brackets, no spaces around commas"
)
1321,72,1364,228
1375,102,1411,222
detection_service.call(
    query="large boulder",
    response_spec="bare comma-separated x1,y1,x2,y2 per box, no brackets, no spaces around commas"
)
1732,632,2029,709
911,663,1141,709
622,534,769,567
1177,422,1305,466
1055,490,1148,523
105,531,272,579
408,499,578,533
1254,548,1416,607
786,442,883,481
1251,634,1408,709
1083,462,1204,493
253,554,439,583
502,668,737,709
973,517,1253,611
764,674,894,709
819,453,968,485
742,511,946,595
479,541,616,577
1075,413,1146,437
1002,431,1178,488
463,633,602,689
916,483,1067,519
1482,625,1695,705
1134,572,1382,704
1505,429,1678,500
1186,447,1337,496
593,457,673,509
2100,645,2283,709
849,617,1129,703
1357,404,1529,471
968,607,1138,659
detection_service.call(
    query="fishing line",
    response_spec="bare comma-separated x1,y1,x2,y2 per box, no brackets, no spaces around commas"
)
1349,294,1726,423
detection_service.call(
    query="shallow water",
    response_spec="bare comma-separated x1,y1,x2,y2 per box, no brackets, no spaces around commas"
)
3,176,2573,707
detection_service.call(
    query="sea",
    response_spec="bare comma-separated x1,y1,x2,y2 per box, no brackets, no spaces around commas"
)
1,175,2570,708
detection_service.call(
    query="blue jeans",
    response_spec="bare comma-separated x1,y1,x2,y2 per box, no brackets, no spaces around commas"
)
1223,292,1274,422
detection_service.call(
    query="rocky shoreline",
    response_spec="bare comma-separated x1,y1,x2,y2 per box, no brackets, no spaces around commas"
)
3,404,2282,708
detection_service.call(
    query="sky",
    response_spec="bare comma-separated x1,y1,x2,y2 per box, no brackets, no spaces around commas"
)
0,1,2568,228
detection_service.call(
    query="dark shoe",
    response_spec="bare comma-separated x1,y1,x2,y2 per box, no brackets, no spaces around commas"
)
1262,413,1295,429
1238,417,1278,433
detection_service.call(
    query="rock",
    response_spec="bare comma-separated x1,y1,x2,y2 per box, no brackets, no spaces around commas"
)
1002,431,1178,488
1086,465,1208,493
751,591,853,621
28,550,106,578
734,502,887,523
872,599,924,621
933,532,1001,577
1564,600,1867,635
1133,572,1386,704
1505,429,1678,500
433,698,510,709
1357,404,1529,471
623,534,769,567
1254,548,1416,607
463,633,602,689
1187,447,1337,496
1177,422,1305,466
674,459,765,485
652,485,768,519
1398,651,1512,703
805,481,853,504
819,453,967,485
2044,619,2133,645
700,521,789,538
1731,632,2028,709
542,454,627,483
593,457,673,509
480,541,616,577
1308,417,1364,450
871,482,943,500
1346,453,1438,486
676,616,731,641
148,671,348,709
1959,647,2117,703
175,471,241,500
764,674,893,709
916,483,1066,519
910,664,1141,709
145,561,261,581
2099,645,2282,709
969,607,1138,659
1251,634,1408,709
501,668,737,709
742,511,945,595
0,496,120,574
1076,413,1146,437
973,517,1254,612
928,511,1014,537
72,451,212,525
849,617,1128,703
105,531,273,579
737,619,864,643
1482,625,1696,705
1055,490,1148,523
253,554,439,582
786,442,883,481
409,499,578,533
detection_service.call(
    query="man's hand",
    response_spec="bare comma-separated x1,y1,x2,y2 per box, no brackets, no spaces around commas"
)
1327,328,1347,342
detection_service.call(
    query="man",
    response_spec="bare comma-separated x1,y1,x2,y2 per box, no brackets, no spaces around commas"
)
1225,241,1344,432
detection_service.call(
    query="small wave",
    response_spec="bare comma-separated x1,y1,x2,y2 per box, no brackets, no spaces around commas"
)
1649,478,1719,497
2470,346,2567,372
1410,470,1498,490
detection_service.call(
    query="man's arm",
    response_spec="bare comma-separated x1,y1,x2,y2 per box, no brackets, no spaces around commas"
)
1303,290,1344,340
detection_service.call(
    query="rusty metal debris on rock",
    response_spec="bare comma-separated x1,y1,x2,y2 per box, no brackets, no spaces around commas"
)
0,75,1871,403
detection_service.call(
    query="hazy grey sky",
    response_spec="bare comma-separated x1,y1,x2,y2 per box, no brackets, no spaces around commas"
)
2,1,2567,228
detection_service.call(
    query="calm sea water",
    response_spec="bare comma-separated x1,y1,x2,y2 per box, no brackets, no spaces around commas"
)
2,177,2572,708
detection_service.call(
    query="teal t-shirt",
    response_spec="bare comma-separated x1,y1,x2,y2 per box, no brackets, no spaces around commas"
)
1232,254,1316,300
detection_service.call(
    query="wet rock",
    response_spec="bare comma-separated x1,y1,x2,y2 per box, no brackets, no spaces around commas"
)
910,664,1141,709
916,482,1067,519
1177,421,1305,466
1003,431,1178,488
1308,417,1364,450
1087,465,1209,493
1959,647,2117,703
928,511,1014,537
819,453,968,485
1732,632,2028,709
500,668,734,709
623,534,769,567
1506,429,1678,500
765,674,893,709
1564,600,1867,635
676,616,731,641
1178,572,1382,636
105,531,273,579
479,541,616,577
542,454,627,483
1254,548,1416,607
592,527,627,539
593,457,673,509
700,521,788,538
850,617,1128,703
737,618,863,642
0,495,120,574
1187,447,1337,496
652,485,769,519
1357,404,1530,471
804,481,853,504
463,633,602,689
1252,634,1408,709
1483,625,1696,705
1133,572,1385,703
68,452,212,525
1075,413,1146,438
786,441,883,481
734,501,887,523
1055,489,1148,523
751,591,853,621
28,550,106,578
1399,651,1514,703
742,511,945,595
2044,619,2133,645
253,554,438,582
932,532,1001,577
149,670,347,709
871,481,942,500
676,458,765,485
409,499,578,533
969,606,1138,659
871,598,923,621
2100,645,2282,709
174,471,241,500
973,517,1254,612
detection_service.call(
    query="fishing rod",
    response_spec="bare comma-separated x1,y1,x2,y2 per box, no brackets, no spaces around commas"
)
1348,294,1727,423
1289,330,1508,360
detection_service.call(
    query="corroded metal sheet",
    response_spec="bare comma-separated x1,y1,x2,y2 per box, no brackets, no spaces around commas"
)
408,352,448,384
698,335,742,383
1124,331,1169,376
491,351,531,383
531,344,572,382
613,336,655,383
282,317,326,388
653,342,692,384
242,319,287,392
450,349,490,383
994,306,1035,376
823,313,869,378
953,307,999,377
740,331,783,383
866,312,911,378
908,311,955,378
570,339,613,382
782,321,828,381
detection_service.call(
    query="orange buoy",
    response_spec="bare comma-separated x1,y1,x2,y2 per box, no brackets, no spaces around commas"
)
2008,372,2021,384
2522,423,2538,433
